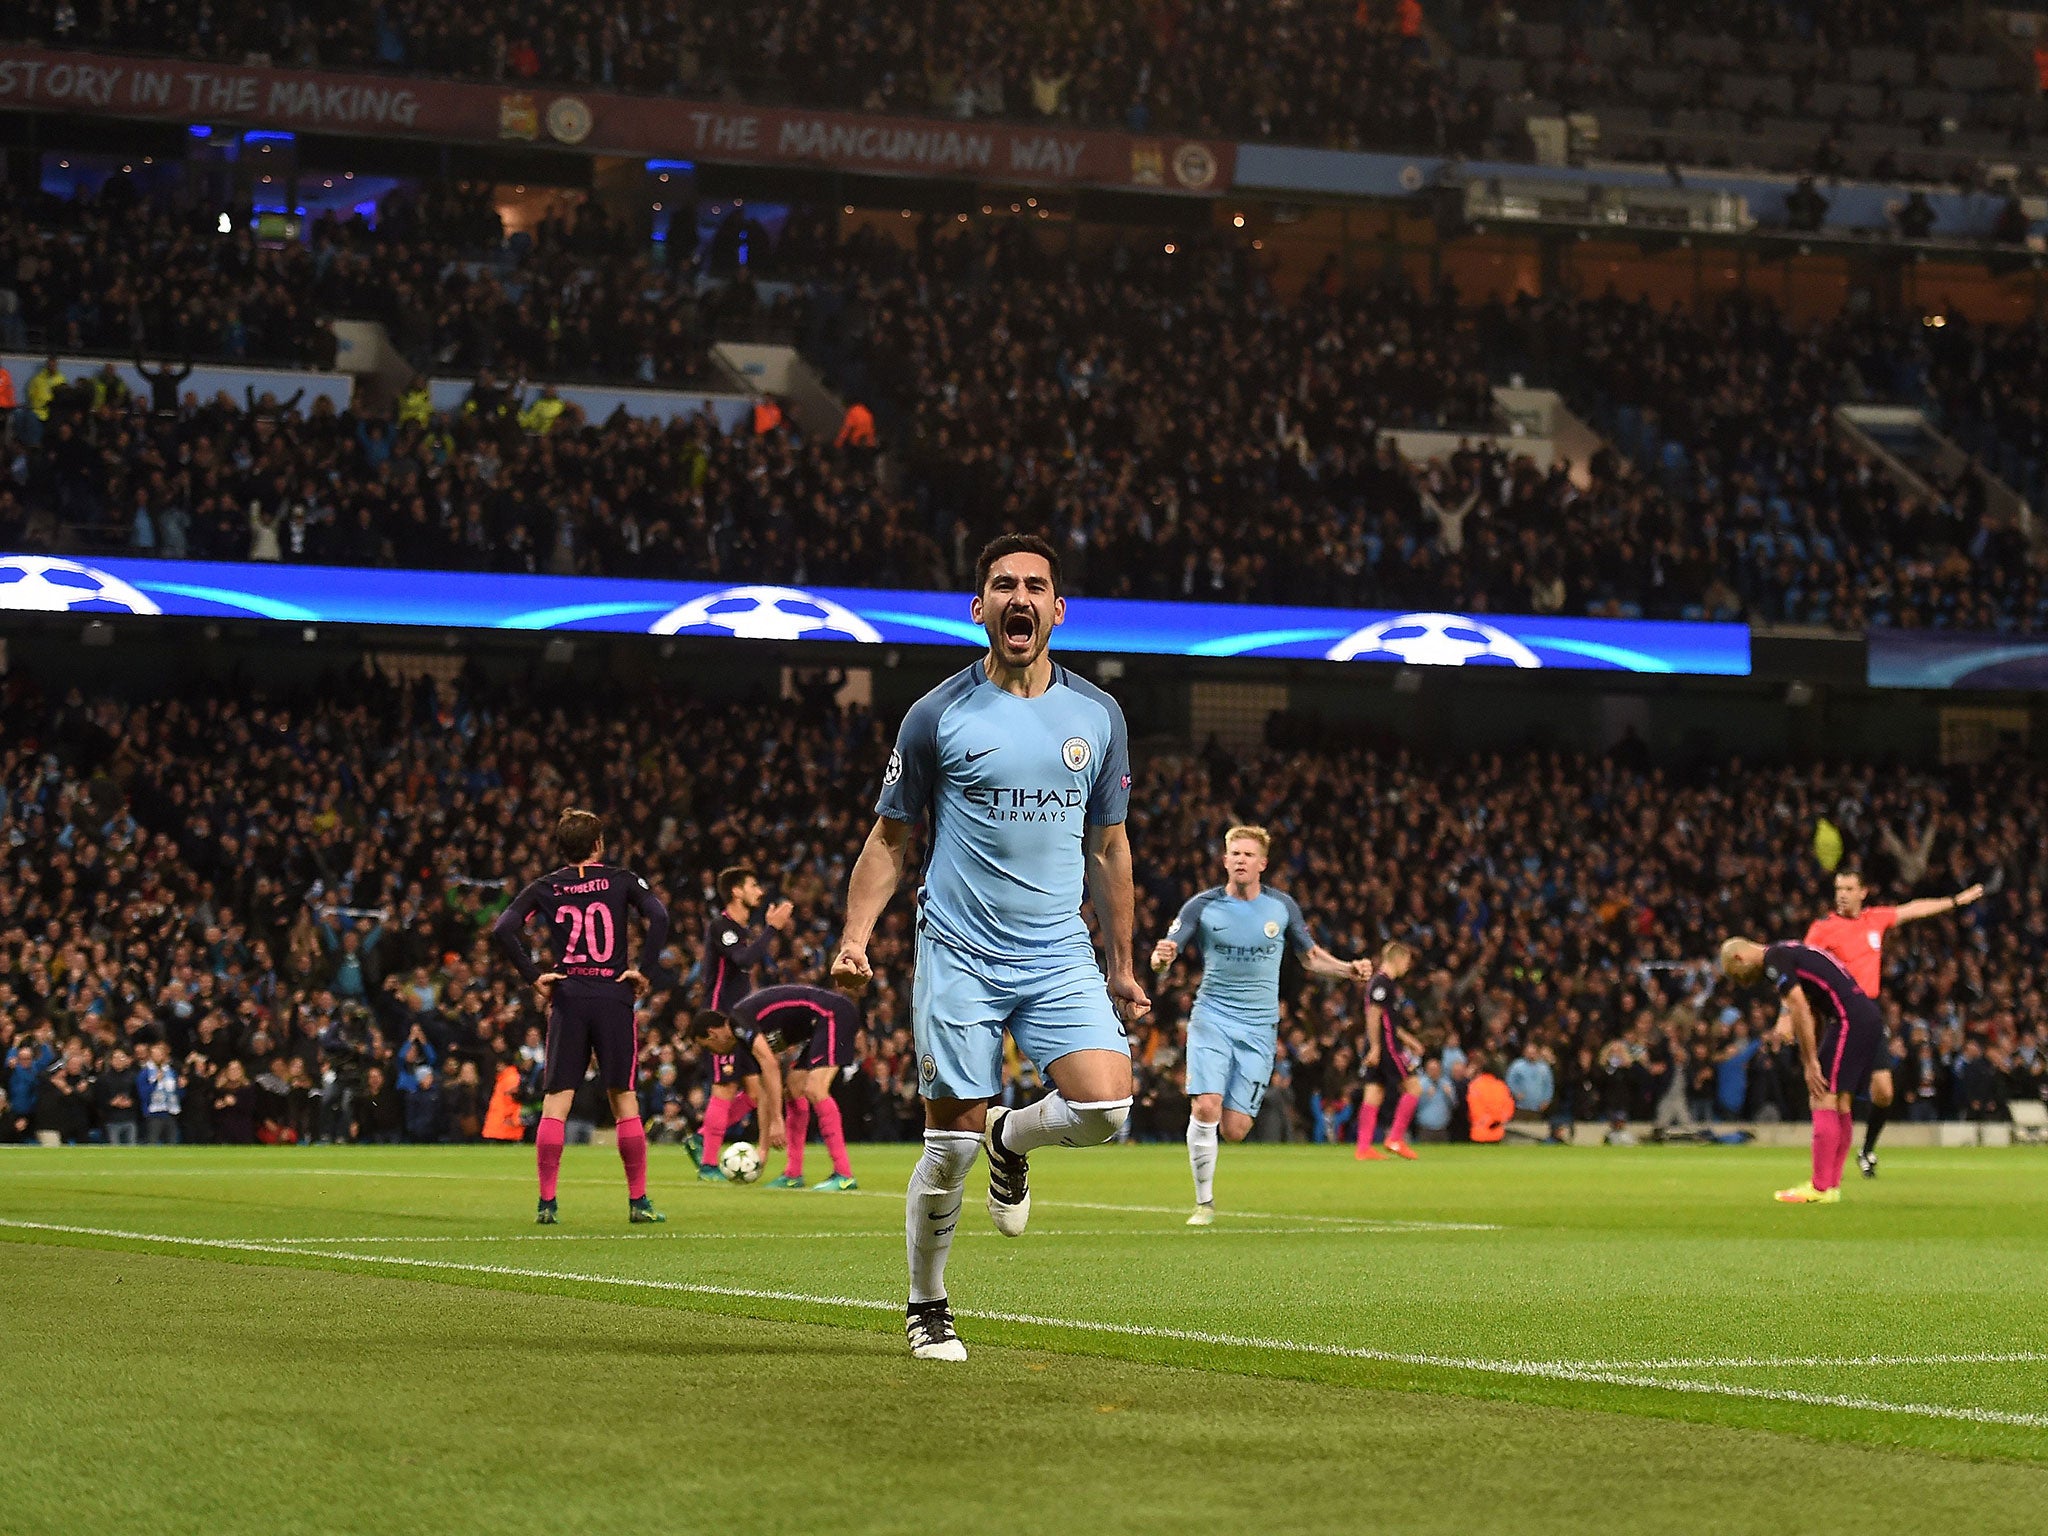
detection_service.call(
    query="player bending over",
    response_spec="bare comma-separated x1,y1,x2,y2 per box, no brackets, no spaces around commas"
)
1357,942,1424,1160
1153,825,1372,1223
493,809,670,1225
1720,936,1882,1204
689,1001,787,1182
1805,865,1982,1178
833,533,1147,1362
693,984,858,1191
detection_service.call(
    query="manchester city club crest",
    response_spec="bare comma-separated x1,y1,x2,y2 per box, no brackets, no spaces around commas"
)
1264,921,1281,938
1062,737,1091,772
920,1054,937,1084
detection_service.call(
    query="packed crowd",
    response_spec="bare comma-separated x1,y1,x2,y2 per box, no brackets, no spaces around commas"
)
0,180,337,366
0,181,815,380
1133,724,2045,1140
6,0,1482,156
1486,290,2046,631
1,668,2041,1149
17,0,2046,184
8,264,2039,630
6,200,2046,630
0,354,950,585
0,674,930,1147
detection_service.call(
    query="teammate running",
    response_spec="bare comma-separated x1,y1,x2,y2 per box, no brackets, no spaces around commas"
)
693,983,859,1190
692,865,793,1178
833,533,1147,1362
1152,825,1372,1224
1804,865,1983,1178
492,809,670,1225
1720,936,1883,1204
1357,942,1423,1160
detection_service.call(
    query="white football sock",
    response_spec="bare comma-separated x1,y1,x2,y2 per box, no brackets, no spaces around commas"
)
906,1130,980,1303
1000,1092,1131,1152
1187,1116,1219,1205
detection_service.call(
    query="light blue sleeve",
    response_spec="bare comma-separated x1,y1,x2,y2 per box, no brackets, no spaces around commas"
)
1166,891,1214,953
1063,673,1130,825
1090,695,1130,824
1278,892,1315,954
875,688,946,823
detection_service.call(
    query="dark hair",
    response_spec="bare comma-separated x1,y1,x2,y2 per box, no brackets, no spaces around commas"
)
973,533,1062,598
1835,864,1867,881
689,1009,732,1041
556,808,603,863
716,866,756,902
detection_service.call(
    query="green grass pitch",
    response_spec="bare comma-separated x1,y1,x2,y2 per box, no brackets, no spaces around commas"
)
4,1142,2045,1534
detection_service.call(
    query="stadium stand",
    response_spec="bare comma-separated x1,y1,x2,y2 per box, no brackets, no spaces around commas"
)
0,673,2041,1146
2,0,1475,154
3,207,2043,630
0,180,806,381
11,0,2048,183
1461,0,2046,184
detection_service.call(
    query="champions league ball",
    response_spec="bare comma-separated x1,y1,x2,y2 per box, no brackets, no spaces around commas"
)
719,1140,765,1183
0,556,162,615
1325,611,1540,668
648,585,882,643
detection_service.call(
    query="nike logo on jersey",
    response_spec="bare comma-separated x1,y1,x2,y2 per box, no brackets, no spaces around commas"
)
964,747,999,763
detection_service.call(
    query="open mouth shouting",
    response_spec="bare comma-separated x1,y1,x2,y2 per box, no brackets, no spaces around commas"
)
998,606,1039,659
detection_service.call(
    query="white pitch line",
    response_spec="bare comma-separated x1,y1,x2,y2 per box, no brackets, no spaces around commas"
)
3,1217,2041,1430
1569,1351,2048,1372
0,1166,477,1179
251,1226,1408,1242
0,1164,1500,1232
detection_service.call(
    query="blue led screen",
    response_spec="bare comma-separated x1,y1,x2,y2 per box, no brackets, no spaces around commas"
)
0,555,1752,676
1868,629,2048,691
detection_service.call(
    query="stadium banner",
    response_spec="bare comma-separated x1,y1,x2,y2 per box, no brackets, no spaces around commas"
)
1867,629,2048,690
0,47,1234,196
0,555,1749,674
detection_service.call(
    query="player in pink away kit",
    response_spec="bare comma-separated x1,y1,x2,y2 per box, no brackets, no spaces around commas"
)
493,809,671,1224
693,984,861,1190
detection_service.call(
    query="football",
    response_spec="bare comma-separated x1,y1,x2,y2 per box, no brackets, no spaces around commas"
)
719,1139,764,1183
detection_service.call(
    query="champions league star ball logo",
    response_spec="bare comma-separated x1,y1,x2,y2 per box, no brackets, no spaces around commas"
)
1325,612,1540,669
648,585,883,643
0,556,161,615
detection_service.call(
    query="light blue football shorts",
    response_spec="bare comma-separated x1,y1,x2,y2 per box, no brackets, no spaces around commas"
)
910,928,1130,1101
1184,1004,1277,1117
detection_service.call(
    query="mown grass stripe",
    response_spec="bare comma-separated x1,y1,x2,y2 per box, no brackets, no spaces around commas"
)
4,1217,2039,1430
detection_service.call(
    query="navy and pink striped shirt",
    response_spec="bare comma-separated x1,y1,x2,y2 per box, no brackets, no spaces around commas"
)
1762,941,1875,1030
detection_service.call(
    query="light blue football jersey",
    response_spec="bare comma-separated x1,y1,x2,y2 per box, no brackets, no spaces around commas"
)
1166,886,1314,1028
877,661,1131,962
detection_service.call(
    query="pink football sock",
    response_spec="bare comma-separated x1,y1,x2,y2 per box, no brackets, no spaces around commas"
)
813,1095,853,1178
1810,1110,1837,1190
1355,1099,1380,1151
699,1095,732,1167
536,1117,566,1201
1389,1092,1419,1145
615,1115,648,1200
1829,1109,1855,1191
783,1099,811,1179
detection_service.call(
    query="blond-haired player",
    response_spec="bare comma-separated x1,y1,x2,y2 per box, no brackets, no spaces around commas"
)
1153,825,1372,1222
